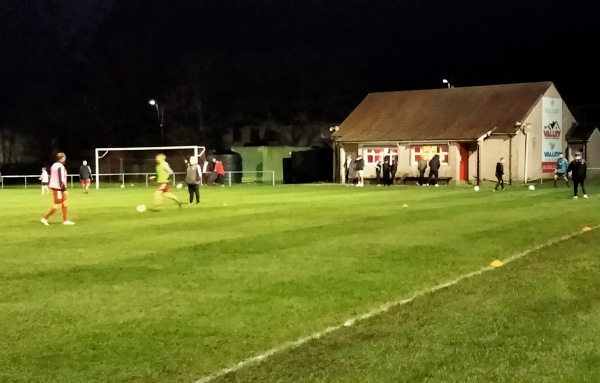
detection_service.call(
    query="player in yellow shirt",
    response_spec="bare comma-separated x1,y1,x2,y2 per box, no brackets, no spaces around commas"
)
149,153,182,210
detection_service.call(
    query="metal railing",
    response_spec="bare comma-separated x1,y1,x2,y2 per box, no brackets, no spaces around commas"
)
0,171,276,189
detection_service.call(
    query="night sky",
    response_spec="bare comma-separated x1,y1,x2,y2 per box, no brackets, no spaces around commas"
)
1,0,599,163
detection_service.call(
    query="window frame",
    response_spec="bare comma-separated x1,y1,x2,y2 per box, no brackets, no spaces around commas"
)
410,145,449,166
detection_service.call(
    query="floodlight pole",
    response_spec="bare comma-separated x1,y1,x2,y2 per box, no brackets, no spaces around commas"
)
149,99,165,143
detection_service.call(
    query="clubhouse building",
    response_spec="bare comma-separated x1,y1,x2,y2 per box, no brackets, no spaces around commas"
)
332,81,588,184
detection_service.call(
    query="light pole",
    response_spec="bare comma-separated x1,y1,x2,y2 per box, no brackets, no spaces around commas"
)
329,125,339,183
442,79,452,89
148,99,164,143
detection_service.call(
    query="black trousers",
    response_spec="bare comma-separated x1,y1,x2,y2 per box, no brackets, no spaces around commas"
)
382,174,391,186
428,170,438,185
187,184,200,203
574,180,586,196
495,174,504,190
419,170,426,185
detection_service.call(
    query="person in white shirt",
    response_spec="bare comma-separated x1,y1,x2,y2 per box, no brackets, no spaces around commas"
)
41,152,75,225
39,167,50,195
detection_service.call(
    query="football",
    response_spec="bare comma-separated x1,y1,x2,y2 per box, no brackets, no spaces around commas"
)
120,184,125,188
176,183,183,189
474,186,480,191
528,185,535,191
136,204,146,213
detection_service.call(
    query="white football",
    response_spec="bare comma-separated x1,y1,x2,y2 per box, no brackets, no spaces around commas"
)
136,204,146,213
176,183,183,189
528,185,535,191
474,186,480,191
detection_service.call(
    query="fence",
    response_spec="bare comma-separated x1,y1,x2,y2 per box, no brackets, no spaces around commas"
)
0,171,276,189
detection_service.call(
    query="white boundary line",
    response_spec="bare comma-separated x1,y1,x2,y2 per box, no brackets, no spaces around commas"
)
193,225,599,383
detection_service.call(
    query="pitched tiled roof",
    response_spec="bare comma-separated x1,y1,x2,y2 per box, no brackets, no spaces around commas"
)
565,123,599,142
334,82,553,142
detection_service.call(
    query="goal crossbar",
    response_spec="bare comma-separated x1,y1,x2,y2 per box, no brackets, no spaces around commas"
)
94,145,205,189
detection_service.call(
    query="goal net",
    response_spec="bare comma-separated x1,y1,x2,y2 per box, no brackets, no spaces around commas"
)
94,145,206,189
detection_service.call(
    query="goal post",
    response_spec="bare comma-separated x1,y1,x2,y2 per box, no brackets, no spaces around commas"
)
94,145,206,189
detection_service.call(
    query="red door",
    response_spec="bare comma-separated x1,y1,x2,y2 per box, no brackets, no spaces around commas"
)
459,145,469,181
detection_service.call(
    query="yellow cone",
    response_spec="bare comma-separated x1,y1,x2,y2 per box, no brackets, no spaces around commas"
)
582,226,592,232
490,260,504,268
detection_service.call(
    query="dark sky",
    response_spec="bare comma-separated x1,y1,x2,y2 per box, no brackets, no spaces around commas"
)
1,0,599,157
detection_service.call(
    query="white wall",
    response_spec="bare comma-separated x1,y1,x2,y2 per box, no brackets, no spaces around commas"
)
587,129,600,168
480,136,510,181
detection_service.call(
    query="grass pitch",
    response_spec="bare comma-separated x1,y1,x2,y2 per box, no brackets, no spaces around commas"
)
1,182,599,383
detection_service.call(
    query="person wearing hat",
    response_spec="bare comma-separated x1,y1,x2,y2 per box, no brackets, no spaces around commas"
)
185,156,202,204
566,152,588,199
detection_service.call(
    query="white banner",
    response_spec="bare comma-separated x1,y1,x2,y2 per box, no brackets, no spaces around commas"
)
541,97,563,173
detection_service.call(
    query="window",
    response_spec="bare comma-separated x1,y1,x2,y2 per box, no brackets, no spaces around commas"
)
364,147,398,164
411,145,449,165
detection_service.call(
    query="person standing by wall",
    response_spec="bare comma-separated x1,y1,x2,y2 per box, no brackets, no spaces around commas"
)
40,152,75,226
567,152,588,199
554,153,570,188
494,157,505,191
427,154,441,187
344,155,355,186
355,154,365,187
39,166,50,195
185,156,202,204
391,158,398,185
417,156,428,186
374,160,382,186
79,160,93,194
382,157,392,186
212,157,225,186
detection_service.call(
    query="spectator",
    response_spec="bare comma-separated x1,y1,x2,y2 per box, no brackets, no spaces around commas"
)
374,160,382,186
417,156,428,186
212,157,225,186
382,157,392,186
427,154,441,187
567,152,588,199
355,154,365,187
344,154,355,186
185,156,202,204
391,158,398,185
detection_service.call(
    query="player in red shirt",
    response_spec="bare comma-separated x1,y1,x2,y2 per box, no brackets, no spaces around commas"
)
212,157,225,186
41,152,75,225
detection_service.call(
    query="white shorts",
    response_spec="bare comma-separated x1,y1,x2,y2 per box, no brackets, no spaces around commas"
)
357,170,364,177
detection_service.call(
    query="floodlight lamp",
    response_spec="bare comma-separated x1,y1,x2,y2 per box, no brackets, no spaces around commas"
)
329,125,339,132
148,99,156,106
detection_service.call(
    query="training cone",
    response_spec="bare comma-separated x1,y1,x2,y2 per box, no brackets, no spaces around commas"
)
582,226,592,232
490,260,504,268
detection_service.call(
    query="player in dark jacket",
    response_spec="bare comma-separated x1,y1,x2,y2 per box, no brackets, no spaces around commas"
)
494,157,505,191
566,153,588,199
427,154,441,186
